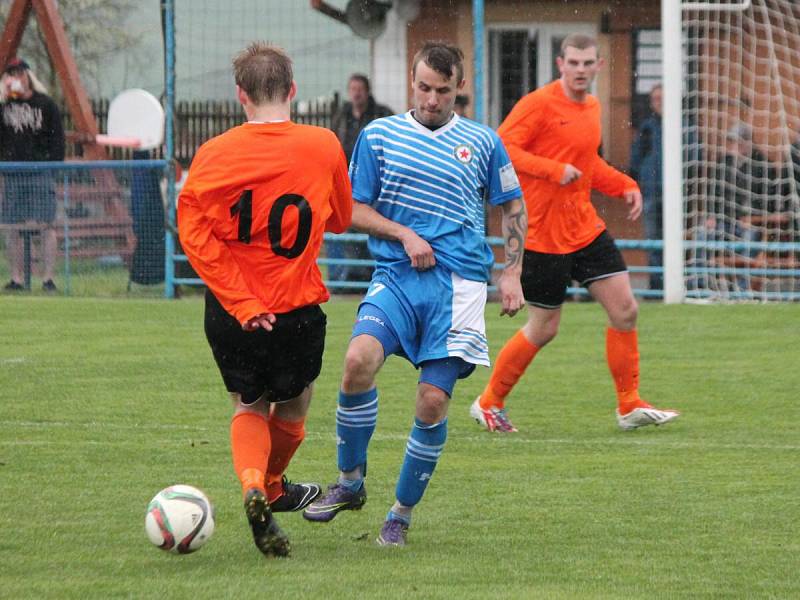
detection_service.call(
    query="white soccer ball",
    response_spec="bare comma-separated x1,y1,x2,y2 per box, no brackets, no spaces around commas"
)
145,484,215,554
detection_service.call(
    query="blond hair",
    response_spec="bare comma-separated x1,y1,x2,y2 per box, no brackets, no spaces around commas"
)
232,42,293,105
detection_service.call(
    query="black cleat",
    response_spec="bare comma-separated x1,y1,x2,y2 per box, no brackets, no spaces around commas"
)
3,280,24,291
270,476,321,513
244,488,290,557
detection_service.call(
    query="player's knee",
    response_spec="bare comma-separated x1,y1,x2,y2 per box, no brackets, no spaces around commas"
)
342,346,381,390
525,318,558,346
611,297,639,329
416,384,449,424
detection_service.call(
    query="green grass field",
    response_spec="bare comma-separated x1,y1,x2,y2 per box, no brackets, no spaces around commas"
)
1,296,798,599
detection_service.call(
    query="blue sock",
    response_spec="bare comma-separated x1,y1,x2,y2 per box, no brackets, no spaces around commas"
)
336,388,378,479
387,509,411,525
395,417,447,507
338,476,364,492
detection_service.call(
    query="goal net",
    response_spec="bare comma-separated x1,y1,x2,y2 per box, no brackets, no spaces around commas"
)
172,0,372,166
680,0,800,301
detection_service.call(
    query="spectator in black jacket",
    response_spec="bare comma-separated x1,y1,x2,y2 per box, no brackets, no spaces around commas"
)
331,74,392,162
328,74,392,288
630,84,663,290
0,58,65,291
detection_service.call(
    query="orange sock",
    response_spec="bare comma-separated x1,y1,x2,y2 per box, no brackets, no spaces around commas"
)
265,415,306,503
480,330,540,410
230,412,270,498
605,327,646,414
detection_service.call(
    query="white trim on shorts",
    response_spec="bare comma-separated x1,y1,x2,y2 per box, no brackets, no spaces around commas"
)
579,269,628,287
527,299,563,310
446,273,490,366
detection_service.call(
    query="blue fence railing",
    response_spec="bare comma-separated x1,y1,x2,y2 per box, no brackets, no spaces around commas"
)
169,232,800,301
1,161,796,301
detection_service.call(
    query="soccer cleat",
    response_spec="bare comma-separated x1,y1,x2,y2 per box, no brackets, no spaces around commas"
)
616,404,680,431
376,519,408,547
302,482,367,522
470,397,518,433
269,476,321,513
244,488,291,557
3,280,24,291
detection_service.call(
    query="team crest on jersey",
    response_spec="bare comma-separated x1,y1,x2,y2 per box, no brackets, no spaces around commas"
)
453,143,475,164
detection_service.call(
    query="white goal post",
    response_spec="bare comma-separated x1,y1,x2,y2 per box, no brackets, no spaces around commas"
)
662,0,800,302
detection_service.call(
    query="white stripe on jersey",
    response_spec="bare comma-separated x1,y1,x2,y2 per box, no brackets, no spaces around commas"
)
364,113,497,233
376,157,483,226
376,197,466,226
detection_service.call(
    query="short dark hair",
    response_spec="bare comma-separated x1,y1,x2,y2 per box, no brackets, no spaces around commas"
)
348,73,370,92
232,42,293,104
412,42,464,83
559,33,599,57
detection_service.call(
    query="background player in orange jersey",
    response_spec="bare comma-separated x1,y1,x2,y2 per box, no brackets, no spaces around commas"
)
178,42,352,556
471,33,679,433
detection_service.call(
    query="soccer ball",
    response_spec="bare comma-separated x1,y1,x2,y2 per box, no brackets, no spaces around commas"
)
145,484,215,554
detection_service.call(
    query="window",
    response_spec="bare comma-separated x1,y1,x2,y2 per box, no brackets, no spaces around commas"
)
487,23,597,128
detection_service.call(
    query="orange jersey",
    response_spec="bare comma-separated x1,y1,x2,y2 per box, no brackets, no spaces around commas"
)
498,80,639,254
178,121,352,324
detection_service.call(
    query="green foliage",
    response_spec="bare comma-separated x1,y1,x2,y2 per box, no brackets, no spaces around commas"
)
0,0,140,99
0,297,798,598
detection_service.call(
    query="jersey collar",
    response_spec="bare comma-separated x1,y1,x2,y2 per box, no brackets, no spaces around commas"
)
404,110,459,137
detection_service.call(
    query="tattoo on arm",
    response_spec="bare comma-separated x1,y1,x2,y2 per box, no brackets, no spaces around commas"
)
501,199,527,271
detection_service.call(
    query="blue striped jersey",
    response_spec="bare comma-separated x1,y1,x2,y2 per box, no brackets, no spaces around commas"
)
350,111,521,282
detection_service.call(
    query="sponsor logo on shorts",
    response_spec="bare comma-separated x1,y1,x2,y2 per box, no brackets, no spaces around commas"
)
358,315,385,327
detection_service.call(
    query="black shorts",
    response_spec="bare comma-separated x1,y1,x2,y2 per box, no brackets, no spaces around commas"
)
204,290,327,404
521,230,627,309
1,173,57,225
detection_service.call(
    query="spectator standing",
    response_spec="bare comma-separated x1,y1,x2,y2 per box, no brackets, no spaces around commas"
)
454,94,469,117
328,74,392,286
629,84,663,291
0,58,65,291
709,123,789,292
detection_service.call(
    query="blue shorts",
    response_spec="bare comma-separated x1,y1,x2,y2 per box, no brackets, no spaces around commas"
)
352,304,473,397
350,262,489,390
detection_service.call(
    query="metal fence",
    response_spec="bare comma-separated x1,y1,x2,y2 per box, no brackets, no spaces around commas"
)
0,161,167,296
61,95,340,166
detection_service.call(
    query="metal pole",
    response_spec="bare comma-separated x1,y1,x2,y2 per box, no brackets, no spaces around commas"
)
63,172,70,295
163,0,176,298
473,0,485,123
22,230,32,290
661,0,685,303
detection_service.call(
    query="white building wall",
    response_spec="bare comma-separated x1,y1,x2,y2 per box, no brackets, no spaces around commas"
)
371,8,409,114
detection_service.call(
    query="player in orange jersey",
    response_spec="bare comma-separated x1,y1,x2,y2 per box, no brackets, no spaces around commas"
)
471,33,679,433
178,42,352,556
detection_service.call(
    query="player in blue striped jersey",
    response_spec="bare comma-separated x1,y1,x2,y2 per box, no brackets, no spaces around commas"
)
303,42,527,546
